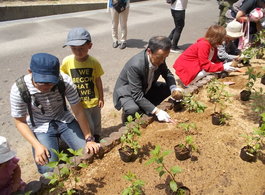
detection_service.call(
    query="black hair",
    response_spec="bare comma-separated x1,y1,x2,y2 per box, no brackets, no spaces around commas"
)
147,36,172,53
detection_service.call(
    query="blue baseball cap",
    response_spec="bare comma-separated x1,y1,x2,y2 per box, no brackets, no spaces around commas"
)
30,53,60,84
63,27,91,48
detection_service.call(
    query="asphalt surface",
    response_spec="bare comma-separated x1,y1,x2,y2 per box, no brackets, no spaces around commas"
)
0,0,219,182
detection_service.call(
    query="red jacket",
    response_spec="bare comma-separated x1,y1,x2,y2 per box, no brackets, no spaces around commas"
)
173,38,224,86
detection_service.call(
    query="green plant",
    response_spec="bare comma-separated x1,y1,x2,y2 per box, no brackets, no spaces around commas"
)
240,29,265,62
122,171,145,195
206,79,232,114
120,112,142,154
241,133,261,154
44,148,88,194
251,88,265,115
146,146,182,193
178,122,197,133
183,94,207,113
244,67,260,91
179,136,197,152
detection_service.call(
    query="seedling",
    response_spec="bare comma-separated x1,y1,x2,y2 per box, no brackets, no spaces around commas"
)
178,122,197,134
122,171,145,195
146,145,182,193
250,88,265,115
120,112,142,155
245,67,259,91
44,148,88,194
178,136,197,153
183,94,207,113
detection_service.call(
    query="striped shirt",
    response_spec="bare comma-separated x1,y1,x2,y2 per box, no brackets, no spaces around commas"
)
10,73,80,133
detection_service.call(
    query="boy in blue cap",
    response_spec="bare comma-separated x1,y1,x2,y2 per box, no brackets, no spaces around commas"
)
61,27,104,143
10,53,100,174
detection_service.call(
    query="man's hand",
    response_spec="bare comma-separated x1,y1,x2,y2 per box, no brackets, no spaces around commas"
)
34,144,50,166
155,109,172,123
171,88,183,101
86,141,100,154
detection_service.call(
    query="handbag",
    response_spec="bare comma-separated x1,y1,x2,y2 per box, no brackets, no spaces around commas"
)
112,0,127,13
238,20,249,50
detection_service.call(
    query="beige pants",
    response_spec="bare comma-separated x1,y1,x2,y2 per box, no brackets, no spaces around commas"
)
110,7,129,42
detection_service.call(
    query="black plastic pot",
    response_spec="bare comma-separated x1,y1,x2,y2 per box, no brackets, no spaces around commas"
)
176,186,191,195
174,144,191,161
261,75,265,85
240,90,251,101
173,101,183,112
118,146,136,162
240,145,257,162
217,71,229,79
211,112,224,125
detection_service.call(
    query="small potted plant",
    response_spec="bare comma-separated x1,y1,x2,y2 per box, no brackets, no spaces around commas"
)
174,136,197,161
240,67,258,101
146,146,190,195
206,79,232,125
178,122,197,135
119,113,142,162
240,134,260,162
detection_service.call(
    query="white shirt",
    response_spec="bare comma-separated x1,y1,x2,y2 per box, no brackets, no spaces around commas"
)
171,0,188,10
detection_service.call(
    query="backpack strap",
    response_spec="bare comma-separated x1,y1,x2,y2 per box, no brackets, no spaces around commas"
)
15,76,36,127
57,75,67,111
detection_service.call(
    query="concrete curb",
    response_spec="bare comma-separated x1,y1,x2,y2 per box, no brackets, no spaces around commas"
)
0,0,145,21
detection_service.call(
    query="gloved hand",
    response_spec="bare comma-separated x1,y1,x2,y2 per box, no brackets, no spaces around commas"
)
155,109,171,122
171,88,183,102
223,62,239,72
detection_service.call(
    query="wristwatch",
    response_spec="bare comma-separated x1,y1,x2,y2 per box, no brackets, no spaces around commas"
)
85,136,95,142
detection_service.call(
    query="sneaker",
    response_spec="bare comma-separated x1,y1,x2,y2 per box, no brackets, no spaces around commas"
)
119,42,127,49
170,47,182,53
113,41,119,48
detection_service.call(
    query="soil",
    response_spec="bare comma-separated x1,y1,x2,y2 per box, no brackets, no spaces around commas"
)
41,59,265,195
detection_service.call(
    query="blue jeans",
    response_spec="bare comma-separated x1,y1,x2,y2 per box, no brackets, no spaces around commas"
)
33,120,86,174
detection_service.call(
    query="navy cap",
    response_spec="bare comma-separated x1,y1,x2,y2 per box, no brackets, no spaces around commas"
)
30,53,60,84
63,27,91,48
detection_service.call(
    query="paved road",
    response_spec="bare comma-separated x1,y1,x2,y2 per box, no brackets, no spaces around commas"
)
0,0,218,182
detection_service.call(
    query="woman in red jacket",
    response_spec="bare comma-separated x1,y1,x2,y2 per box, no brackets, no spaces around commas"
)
173,25,239,87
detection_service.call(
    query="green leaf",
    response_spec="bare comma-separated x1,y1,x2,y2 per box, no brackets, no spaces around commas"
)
170,166,182,174
122,188,131,195
46,161,58,168
159,170,166,177
78,163,88,168
169,180,178,192
60,167,70,176
49,187,56,193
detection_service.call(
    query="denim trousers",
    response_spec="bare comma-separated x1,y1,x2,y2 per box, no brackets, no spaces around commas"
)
33,120,86,174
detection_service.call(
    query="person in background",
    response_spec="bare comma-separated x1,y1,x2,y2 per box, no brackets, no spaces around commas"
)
225,0,265,36
217,0,237,26
173,25,240,87
0,136,26,195
107,0,130,49
113,36,183,124
62,27,104,143
217,20,244,63
10,53,100,174
168,0,188,53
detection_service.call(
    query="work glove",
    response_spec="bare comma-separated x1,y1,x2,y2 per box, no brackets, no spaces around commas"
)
223,62,239,72
171,88,183,102
155,109,171,122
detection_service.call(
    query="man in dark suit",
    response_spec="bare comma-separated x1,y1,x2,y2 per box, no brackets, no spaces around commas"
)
113,36,183,123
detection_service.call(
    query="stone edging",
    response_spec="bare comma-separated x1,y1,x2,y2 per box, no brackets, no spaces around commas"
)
24,74,216,193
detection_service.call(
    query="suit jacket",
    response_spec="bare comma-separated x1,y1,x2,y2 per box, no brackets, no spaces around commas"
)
113,50,176,114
